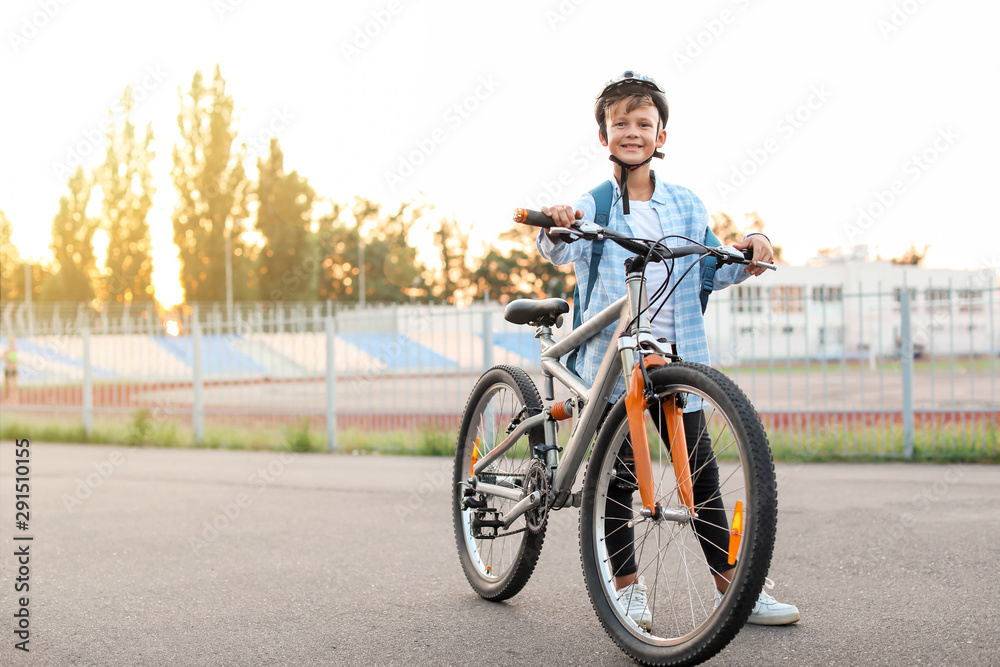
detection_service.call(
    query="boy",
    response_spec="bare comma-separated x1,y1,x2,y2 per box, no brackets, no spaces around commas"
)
536,71,798,629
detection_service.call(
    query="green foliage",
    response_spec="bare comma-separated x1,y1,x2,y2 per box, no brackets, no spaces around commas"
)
125,408,154,446
170,65,249,303
417,425,455,456
42,166,99,302
97,88,157,304
472,224,574,301
285,417,319,453
431,217,471,303
0,209,25,301
710,211,784,262
316,199,429,303
255,138,318,303
891,243,929,266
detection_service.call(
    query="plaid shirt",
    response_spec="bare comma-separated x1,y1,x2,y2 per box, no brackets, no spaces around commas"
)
537,173,751,409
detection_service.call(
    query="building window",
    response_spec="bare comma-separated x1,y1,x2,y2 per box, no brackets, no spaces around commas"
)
732,285,762,313
925,287,951,303
818,326,844,346
812,286,843,303
958,289,983,313
893,287,918,303
770,286,804,313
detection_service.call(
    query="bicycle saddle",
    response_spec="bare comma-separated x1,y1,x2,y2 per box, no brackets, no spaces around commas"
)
503,298,569,327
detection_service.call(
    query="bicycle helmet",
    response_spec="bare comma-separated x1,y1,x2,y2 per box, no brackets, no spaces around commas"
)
595,71,669,214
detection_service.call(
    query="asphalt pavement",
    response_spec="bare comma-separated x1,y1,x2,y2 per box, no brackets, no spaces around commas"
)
0,441,997,666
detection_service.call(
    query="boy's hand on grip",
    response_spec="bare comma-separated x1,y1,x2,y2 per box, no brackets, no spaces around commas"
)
541,205,584,239
733,234,774,276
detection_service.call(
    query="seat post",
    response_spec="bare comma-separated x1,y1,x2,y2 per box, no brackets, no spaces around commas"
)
535,324,556,401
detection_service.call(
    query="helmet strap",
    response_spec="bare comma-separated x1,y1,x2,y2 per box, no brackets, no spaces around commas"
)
609,151,663,215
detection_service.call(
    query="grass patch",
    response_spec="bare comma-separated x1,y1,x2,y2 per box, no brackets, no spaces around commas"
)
284,418,321,453
3,415,995,463
720,357,998,376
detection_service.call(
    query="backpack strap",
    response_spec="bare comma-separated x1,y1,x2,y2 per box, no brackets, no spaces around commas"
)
700,225,722,314
582,180,614,313
567,180,615,374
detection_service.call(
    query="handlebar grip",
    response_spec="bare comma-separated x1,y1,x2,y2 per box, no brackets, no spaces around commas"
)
513,208,556,228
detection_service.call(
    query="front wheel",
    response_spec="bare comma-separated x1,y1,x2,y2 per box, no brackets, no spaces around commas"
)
453,365,546,601
580,362,777,665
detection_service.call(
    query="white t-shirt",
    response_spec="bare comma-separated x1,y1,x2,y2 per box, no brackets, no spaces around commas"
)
625,200,675,343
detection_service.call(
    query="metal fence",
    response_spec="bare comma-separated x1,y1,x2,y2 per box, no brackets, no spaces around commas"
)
1,287,997,459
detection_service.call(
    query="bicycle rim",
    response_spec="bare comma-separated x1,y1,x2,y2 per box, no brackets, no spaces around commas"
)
454,366,544,600
581,363,776,664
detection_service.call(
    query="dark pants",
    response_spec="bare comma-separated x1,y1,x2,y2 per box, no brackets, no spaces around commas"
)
605,409,732,578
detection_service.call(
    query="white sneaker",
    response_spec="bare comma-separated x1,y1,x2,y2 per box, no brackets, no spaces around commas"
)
616,577,653,632
747,589,800,625
714,579,800,626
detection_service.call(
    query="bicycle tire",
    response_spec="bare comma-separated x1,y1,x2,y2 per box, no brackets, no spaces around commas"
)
580,362,777,665
453,365,547,601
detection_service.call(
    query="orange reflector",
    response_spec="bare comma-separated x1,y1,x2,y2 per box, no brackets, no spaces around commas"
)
550,398,572,421
727,500,744,566
470,439,479,477
513,208,527,223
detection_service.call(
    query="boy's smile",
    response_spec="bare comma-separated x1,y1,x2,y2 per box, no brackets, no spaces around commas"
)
601,101,666,165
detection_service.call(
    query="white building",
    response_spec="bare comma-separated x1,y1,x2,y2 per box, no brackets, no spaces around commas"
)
703,247,999,363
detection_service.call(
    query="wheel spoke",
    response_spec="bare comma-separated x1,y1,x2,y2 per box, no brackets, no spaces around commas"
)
454,369,547,601
583,364,776,659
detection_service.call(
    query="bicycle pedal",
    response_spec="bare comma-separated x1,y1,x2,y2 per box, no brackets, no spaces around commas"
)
462,496,487,510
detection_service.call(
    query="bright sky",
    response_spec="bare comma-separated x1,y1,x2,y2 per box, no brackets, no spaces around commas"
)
2,0,998,306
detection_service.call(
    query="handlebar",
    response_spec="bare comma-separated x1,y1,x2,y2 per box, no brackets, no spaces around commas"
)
513,208,776,271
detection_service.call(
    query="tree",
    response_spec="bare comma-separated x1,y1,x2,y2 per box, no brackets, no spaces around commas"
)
0,209,24,301
710,211,783,262
316,199,428,304
891,243,929,266
430,217,472,304
170,65,249,303
472,224,574,303
255,138,317,303
42,167,98,302
97,87,156,304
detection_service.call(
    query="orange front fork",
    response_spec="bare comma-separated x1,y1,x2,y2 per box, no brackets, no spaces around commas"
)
624,356,695,514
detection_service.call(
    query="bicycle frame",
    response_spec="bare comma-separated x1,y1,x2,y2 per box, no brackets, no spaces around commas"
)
471,264,682,513
467,223,768,519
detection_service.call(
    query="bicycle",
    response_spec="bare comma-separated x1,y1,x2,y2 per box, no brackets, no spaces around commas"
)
453,209,779,666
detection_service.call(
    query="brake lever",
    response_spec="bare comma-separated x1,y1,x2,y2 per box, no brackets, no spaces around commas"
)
715,245,776,271
547,227,582,243
551,221,605,243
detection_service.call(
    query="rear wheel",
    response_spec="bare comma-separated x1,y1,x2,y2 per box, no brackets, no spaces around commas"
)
453,365,546,600
580,362,777,665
